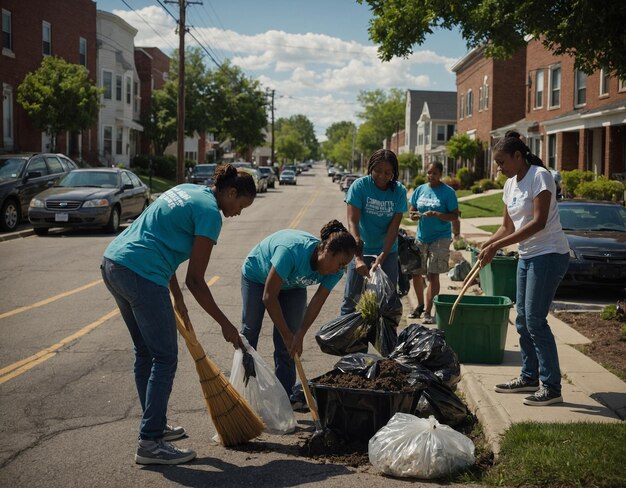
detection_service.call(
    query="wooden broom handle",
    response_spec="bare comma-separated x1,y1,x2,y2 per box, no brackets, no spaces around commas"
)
294,354,321,423
449,260,482,325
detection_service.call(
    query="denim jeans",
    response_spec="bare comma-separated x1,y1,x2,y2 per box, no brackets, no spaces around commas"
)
101,257,177,441
340,252,399,315
515,252,569,394
240,275,307,396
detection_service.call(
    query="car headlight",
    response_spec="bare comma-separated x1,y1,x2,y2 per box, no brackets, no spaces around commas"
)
83,199,110,208
30,198,44,208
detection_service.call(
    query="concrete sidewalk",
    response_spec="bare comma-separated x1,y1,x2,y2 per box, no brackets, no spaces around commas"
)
401,218,626,456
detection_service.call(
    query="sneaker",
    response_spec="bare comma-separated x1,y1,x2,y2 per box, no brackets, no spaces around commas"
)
494,376,540,393
422,312,435,324
135,439,196,465
523,386,563,406
408,305,424,319
163,424,186,441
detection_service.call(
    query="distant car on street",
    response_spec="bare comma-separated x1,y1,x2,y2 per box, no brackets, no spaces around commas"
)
258,166,277,188
186,163,217,185
279,169,297,185
240,167,268,193
0,153,78,232
28,168,149,235
340,174,359,192
557,199,626,289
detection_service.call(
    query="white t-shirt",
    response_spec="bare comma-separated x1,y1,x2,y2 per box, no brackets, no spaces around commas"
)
503,165,570,258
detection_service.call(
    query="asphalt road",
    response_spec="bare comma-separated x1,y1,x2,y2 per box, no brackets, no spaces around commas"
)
0,166,482,488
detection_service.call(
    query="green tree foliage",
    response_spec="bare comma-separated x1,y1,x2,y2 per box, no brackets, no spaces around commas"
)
574,177,625,202
17,56,101,152
356,88,405,156
276,131,306,162
141,88,177,155
446,133,481,165
398,152,421,173
322,121,357,168
561,169,595,197
275,115,319,163
360,0,626,77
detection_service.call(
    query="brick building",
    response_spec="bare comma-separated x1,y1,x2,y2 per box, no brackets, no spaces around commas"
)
0,0,98,161
451,46,527,177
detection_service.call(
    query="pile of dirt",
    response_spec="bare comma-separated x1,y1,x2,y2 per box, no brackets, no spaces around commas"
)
314,359,415,392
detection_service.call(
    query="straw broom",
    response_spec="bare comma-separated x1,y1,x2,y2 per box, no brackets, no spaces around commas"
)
174,312,264,446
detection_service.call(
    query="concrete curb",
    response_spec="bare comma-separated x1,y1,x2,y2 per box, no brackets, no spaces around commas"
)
0,228,35,241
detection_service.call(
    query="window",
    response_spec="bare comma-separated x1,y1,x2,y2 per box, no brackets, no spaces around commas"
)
484,80,489,110
535,70,544,108
529,137,541,158
547,134,556,167
27,157,49,176
115,75,122,101
459,94,464,119
79,37,87,66
126,76,131,104
129,172,142,187
478,86,483,111
184,151,197,161
620,78,626,92
417,127,424,146
600,68,610,96
121,172,132,187
45,156,63,174
103,126,112,156
549,65,561,108
466,90,473,117
3,84,13,146
575,69,587,106
447,124,455,140
42,21,51,55
116,127,123,155
2,9,12,52
436,125,446,142
133,81,139,112
102,71,112,100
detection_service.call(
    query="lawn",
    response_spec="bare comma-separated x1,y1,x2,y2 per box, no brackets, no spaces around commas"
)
477,224,501,234
138,174,176,194
456,189,472,198
458,192,504,218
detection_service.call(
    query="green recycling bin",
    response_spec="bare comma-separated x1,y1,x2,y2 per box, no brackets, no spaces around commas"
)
468,247,517,302
434,294,513,364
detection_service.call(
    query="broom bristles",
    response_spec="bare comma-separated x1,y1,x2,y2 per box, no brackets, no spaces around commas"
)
175,313,265,446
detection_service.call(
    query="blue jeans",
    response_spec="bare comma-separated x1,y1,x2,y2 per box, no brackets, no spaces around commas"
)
240,275,307,396
515,252,569,394
340,252,399,315
101,257,177,441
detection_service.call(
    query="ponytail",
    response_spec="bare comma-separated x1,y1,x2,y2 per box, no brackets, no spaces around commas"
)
214,163,257,198
494,130,545,168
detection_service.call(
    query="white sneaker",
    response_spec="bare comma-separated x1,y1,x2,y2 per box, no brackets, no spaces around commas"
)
422,312,435,324
135,439,196,465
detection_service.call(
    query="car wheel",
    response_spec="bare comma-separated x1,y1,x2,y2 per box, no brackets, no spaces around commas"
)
105,206,121,234
34,227,49,236
1,198,20,232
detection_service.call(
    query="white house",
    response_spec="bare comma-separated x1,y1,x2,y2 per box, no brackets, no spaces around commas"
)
96,10,142,167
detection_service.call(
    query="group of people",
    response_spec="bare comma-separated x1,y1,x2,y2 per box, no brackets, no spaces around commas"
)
102,132,570,465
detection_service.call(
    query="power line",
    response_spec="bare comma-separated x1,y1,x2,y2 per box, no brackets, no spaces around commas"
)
119,0,176,50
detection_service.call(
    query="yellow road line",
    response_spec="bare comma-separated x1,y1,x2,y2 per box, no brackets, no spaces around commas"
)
0,279,103,321
0,308,119,385
289,189,321,229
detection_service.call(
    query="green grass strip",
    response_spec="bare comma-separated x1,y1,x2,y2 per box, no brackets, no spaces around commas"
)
458,192,504,218
477,224,501,234
138,175,176,194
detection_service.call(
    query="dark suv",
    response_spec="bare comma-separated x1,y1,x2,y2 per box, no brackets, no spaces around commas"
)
0,153,78,232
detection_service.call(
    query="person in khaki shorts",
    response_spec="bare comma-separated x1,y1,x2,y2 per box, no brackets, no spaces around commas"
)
408,162,459,324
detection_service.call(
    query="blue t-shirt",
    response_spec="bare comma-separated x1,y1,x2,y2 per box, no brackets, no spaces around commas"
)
242,229,343,290
410,183,458,243
104,184,222,287
345,175,408,255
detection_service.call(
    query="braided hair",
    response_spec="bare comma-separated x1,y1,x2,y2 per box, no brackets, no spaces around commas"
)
214,164,257,197
366,149,400,190
493,130,545,168
319,220,357,255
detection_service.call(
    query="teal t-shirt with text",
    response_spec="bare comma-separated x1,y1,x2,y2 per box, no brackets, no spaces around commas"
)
242,229,343,290
410,182,458,243
104,184,222,287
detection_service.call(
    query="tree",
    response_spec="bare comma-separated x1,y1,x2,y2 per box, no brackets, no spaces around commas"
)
276,131,306,162
17,56,101,152
446,133,481,167
140,88,177,156
360,0,626,77
275,115,319,161
356,88,405,156
322,121,356,167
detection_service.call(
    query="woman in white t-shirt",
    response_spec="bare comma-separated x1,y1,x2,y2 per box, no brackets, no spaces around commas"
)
478,131,570,407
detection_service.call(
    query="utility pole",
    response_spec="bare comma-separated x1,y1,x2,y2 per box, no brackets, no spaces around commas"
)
267,88,275,167
351,127,356,173
165,0,201,184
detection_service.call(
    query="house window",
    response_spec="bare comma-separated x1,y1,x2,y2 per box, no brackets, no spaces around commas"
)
535,69,544,108
115,75,122,101
447,124,455,141
466,90,473,117
529,137,541,158
575,69,587,107
600,69,609,96
184,151,197,161
459,94,464,119
103,126,113,156
547,134,556,167
116,127,123,155
417,127,424,146
549,65,561,108
2,9,12,52
478,86,483,111
484,81,489,110
126,76,131,104
102,71,112,100
42,21,51,55
620,78,626,92
133,81,139,112
3,84,13,146
79,37,87,66
436,125,446,142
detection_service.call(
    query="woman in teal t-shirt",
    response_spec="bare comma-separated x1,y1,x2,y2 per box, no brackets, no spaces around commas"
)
241,220,357,396
341,149,408,315
101,164,256,465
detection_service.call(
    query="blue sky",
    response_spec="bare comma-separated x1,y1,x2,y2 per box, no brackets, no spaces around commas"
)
96,0,469,139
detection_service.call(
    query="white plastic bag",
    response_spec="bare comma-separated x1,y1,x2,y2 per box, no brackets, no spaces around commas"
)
228,335,296,435
368,413,475,479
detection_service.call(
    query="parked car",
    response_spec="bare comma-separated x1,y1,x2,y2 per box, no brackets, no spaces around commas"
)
283,164,301,175
186,163,217,185
240,167,267,193
557,200,626,289
0,153,78,232
279,169,297,185
327,166,337,177
232,161,253,170
340,174,359,192
258,166,277,188
28,168,149,235
332,169,348,183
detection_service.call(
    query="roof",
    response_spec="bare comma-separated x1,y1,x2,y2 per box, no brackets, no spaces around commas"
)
407,90,457,122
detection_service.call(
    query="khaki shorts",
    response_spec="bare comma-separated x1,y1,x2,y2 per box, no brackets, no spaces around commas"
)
415,238,451,275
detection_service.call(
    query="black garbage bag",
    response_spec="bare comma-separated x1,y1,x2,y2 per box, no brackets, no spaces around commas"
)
398,259,411,297
390,324,461,388
315,312,368,356
334,352,386,379
398,228,422,274
364,267,402,356
415,379,468,426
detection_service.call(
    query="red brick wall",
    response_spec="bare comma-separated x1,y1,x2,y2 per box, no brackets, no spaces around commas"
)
491,48,527,130
0,0,97,161
456,53,493,144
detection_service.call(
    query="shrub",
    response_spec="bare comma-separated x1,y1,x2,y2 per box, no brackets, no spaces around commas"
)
600,304,620,321
456,167,474,189
470,183,483,194
413,174,426,187
478,178,499,191
496,173,508,188
443,176,461,190
453,238,467,250
575,177,625,201
132,154,177,180
561,170,595,197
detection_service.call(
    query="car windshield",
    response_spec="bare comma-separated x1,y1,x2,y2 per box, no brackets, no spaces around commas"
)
0,158,27,179
559,204,626,232
58,171,120,188
259,167,272,175
193,165,216,176
281,171,295,176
